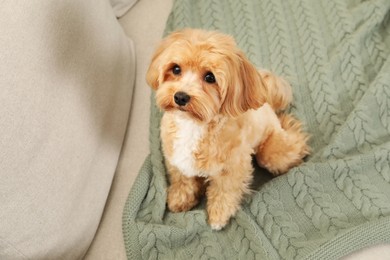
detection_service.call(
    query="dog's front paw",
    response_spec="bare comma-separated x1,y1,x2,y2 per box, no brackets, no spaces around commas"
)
207,206,234,230
167,184,200,212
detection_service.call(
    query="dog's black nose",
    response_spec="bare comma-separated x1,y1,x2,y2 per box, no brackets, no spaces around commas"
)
174,91,191,106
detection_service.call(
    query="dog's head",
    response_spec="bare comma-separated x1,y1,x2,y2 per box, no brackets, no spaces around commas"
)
146,29,267,122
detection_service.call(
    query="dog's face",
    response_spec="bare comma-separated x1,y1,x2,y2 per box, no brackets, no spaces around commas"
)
146,29,267,122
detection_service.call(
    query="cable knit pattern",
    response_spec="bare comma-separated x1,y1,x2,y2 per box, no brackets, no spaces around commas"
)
287,166,353,237
123,0,390,259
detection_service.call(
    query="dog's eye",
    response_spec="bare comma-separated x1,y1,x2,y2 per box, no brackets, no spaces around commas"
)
204,72,216,84
172,64,181,75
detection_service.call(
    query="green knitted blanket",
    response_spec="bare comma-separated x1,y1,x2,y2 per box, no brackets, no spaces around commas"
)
123,0,390,259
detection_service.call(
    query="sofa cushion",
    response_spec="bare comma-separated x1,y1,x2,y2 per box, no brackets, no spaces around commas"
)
0,0,135,259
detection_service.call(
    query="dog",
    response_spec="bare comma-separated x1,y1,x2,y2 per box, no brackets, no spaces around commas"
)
146,29,310,230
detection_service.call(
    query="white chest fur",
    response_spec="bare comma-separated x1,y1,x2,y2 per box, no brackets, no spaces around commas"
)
170,115,205,177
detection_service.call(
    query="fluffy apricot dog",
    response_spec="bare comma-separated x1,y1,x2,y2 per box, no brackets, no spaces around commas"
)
146,29,310,230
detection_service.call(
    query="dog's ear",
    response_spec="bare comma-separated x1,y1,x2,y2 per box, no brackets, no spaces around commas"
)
145,51,161,90
146,31,182,90
145,40,168,90
221,52,266,117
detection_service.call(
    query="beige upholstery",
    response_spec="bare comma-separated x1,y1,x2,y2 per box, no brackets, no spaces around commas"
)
0,1,135,259
84,0,173,258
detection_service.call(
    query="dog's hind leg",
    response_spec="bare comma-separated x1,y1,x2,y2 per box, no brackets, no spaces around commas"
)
255,114,310,175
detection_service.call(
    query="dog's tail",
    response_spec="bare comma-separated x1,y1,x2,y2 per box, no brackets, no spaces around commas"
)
259,69,292,112
278,113,311,162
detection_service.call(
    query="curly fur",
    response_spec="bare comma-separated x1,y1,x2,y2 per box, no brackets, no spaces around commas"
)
146,29,310,230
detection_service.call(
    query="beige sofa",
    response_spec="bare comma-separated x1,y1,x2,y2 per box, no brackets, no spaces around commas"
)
0,0,170,259
85,0,172,258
